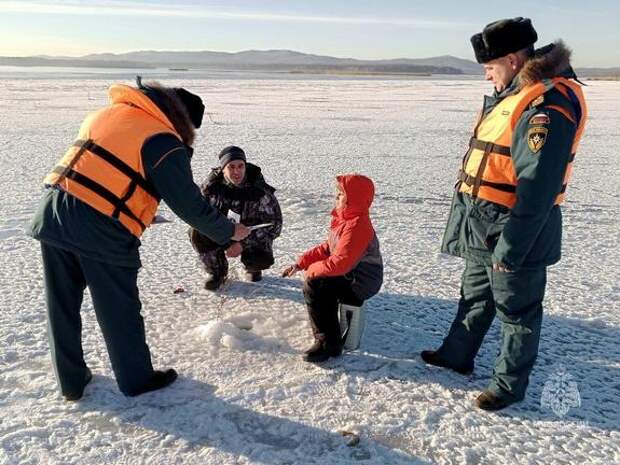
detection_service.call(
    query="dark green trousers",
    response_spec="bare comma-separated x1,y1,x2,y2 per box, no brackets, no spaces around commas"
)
437,260,546,401
41,242,154,396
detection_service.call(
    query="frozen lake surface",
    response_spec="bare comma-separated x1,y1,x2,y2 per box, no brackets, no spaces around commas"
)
0,76,618,464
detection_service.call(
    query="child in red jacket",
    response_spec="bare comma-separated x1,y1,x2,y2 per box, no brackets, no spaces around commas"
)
282,174,383,362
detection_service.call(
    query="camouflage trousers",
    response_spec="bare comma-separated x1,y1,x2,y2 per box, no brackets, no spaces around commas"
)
190,229,275,277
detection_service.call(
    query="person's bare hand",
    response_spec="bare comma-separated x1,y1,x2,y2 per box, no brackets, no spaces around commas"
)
281,264,300,278
226,242,243,258
231,223,250,241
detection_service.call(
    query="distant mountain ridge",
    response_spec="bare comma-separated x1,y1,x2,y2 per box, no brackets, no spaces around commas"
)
1,49,618,76
0,56,154,69
0,49,477,75
80,49,484,74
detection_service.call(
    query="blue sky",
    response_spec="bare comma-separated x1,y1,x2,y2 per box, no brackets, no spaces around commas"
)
0,0,618,67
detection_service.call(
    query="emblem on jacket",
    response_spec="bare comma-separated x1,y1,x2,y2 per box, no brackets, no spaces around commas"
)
527,126,548,153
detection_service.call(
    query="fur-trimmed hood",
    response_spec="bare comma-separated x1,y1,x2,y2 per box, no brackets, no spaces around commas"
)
140,81,196,146
517,41,576,89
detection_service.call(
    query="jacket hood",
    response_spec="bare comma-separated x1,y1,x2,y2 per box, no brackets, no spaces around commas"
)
335,174,375,219
517,41,577,89
108,83,195,146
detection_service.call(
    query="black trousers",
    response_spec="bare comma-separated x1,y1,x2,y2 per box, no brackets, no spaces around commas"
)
303,276,363,345
41,242,154,396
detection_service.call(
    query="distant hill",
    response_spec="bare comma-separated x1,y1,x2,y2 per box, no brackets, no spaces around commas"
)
379,55,483,74
1,49,474,75
576,67,620,78
80,49,479,74
0,56,154,69
2,49,618,77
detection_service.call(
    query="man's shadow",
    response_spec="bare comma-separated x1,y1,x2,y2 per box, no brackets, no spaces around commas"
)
77,375,431,464
362,292,619,433
227,276,620,432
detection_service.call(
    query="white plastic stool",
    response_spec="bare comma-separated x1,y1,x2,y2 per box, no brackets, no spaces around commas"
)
339,302,366,351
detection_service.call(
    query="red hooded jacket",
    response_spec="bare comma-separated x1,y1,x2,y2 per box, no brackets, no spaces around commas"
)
297,175,381,287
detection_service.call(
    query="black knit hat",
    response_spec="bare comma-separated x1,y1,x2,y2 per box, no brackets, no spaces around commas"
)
218,145,246,168
173,88,205,129
471,17,538,64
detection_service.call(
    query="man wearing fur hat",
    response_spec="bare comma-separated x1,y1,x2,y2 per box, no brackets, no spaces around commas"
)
28,78,250,400
421,18,587,410
189,145,282,290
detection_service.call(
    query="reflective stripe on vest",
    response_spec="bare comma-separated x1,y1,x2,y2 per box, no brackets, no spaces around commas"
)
457,77,587,209
44,100,181,237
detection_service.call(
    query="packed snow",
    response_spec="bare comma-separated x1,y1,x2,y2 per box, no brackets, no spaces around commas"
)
0,74,618,465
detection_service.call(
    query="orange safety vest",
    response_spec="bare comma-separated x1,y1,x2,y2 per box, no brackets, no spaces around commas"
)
44,85,182,237
457,78,587,209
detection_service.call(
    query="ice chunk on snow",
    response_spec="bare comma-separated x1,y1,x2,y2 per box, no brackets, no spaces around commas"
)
226,313,258,331
221,333,246,350
193,315,284,353
194,320,230,346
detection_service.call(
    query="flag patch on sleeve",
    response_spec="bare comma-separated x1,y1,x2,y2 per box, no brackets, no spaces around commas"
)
529,113,550,125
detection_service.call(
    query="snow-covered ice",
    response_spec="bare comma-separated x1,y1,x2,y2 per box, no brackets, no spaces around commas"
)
0,75,618,464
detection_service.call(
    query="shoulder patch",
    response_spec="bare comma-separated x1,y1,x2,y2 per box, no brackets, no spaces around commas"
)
527,127,548,153
530,95,545,108
529,113,550,125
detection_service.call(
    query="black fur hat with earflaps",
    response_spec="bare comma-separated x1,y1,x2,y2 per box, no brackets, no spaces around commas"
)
471,17,538,64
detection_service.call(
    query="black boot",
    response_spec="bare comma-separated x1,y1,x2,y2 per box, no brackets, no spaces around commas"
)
245,270,262,282
205,273,226,291
125,369,178,397
64,367,93,401
474,390,517,411
303,334,343,363
304,338,323,356
420,350,474,376
303,342,343,363
304,319,326,355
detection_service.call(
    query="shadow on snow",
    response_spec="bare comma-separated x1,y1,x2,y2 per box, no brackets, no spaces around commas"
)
76,275,619,463
226,276,620,433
